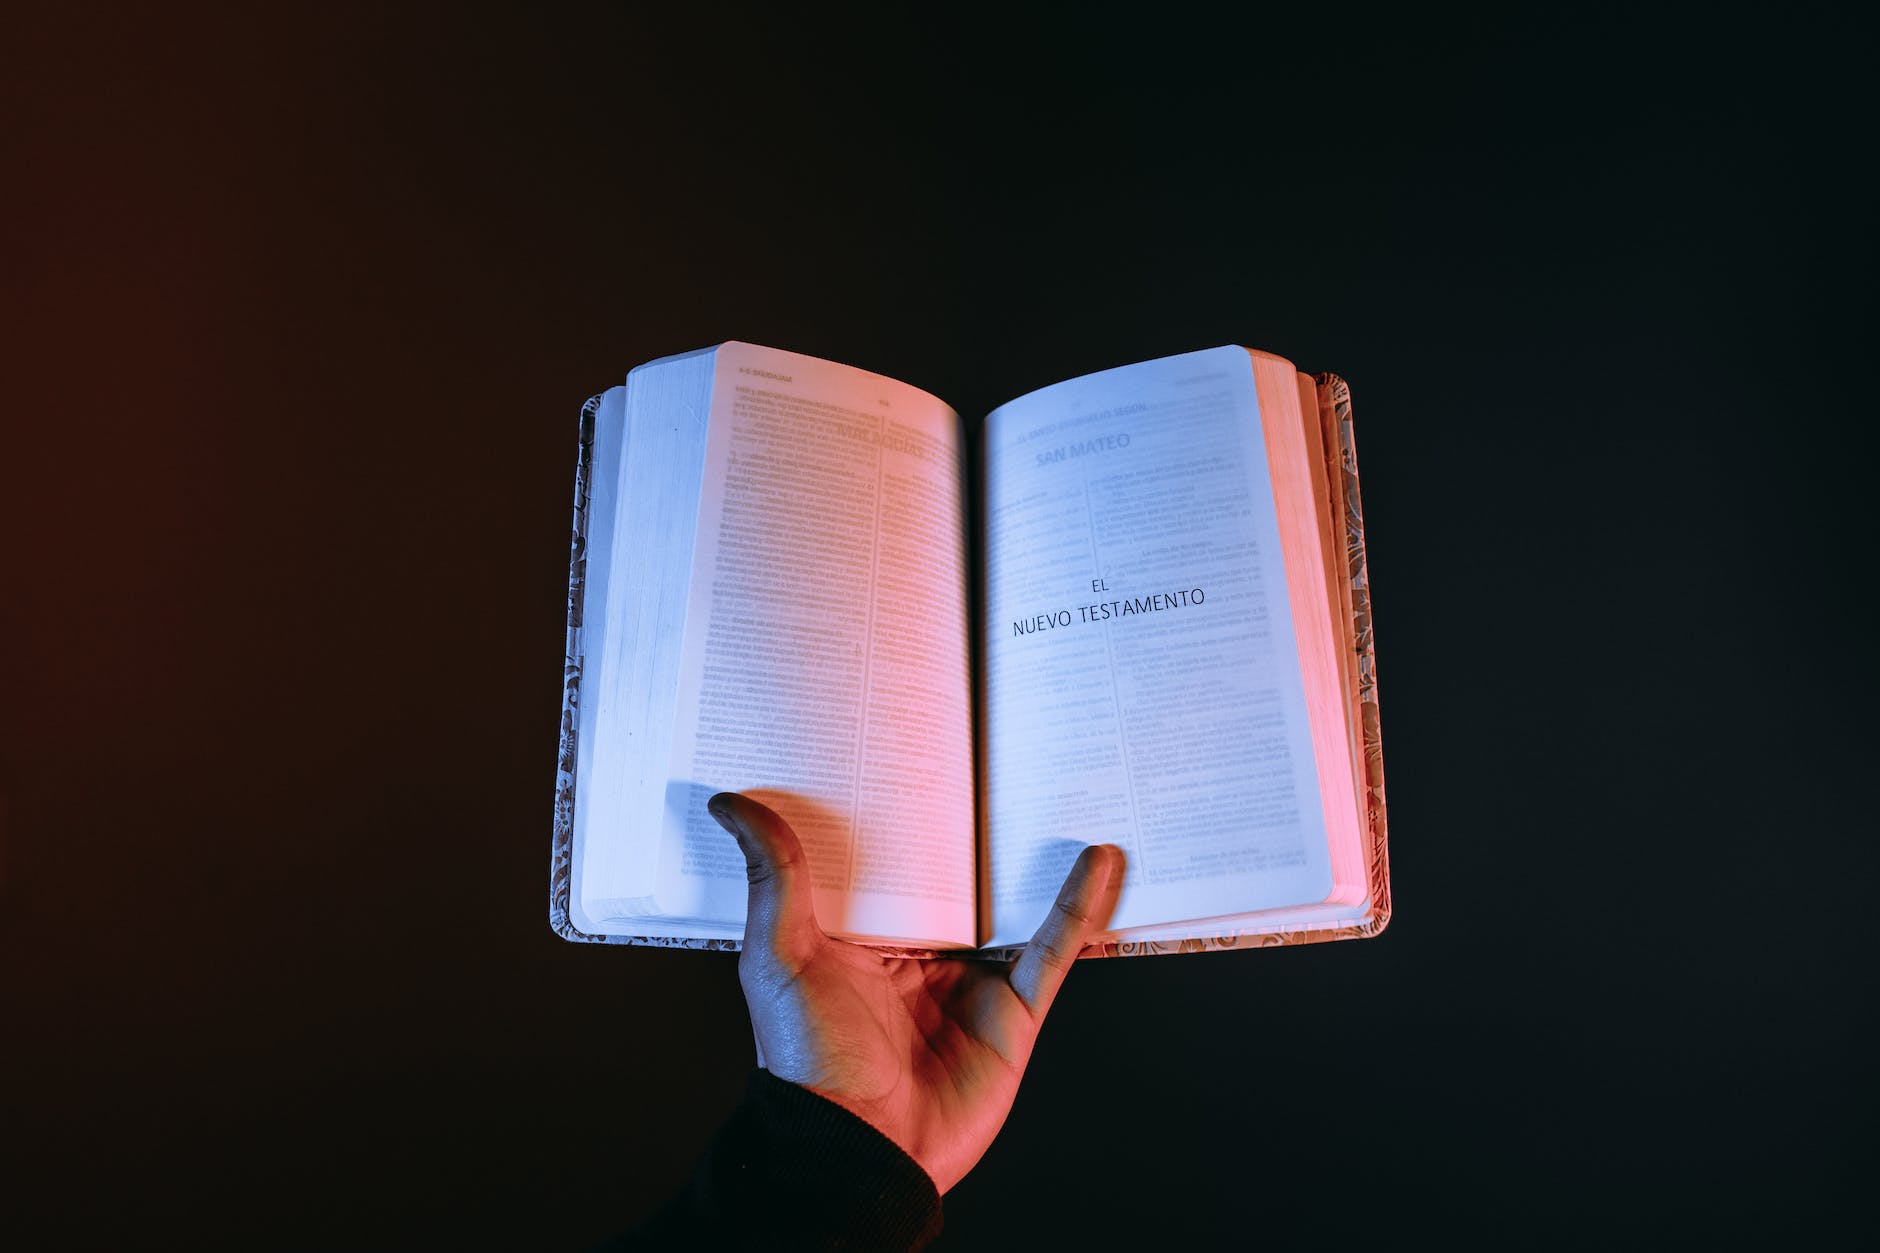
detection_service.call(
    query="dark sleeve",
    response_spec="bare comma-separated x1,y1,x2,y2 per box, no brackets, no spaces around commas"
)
600,1068,944,1251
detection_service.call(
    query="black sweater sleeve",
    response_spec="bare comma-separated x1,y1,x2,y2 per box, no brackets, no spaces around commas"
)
602,1069,944,1251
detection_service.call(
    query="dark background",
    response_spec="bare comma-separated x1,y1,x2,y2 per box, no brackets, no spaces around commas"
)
3,3,1871,1247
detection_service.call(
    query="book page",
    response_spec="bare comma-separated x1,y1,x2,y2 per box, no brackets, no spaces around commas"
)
654,344,976,947
980,347,1334,946
572,353,718,935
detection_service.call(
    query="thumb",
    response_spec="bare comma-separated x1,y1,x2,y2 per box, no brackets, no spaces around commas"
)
1009,844,1125,1019
708,792,822,966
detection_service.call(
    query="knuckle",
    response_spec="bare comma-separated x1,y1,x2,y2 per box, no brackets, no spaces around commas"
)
738,946,779,991
742,845,801,889
739,936,809,987
1032,933,1074,971
1050,893,1091,928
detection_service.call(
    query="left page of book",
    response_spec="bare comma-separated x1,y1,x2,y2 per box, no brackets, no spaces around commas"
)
581,342,978,948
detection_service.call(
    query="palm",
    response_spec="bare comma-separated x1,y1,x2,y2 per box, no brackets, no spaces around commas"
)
713,792,1123,1196
748,945,1038,1191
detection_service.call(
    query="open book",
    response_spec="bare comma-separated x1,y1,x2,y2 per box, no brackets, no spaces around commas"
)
550,343,1388,958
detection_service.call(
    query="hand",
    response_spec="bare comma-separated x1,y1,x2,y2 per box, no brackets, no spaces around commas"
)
707,792,1125,1194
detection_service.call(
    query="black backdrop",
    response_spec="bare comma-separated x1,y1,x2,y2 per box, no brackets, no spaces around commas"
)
3,4,1871,1248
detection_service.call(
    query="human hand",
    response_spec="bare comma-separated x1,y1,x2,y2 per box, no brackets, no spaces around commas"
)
707,792,1125,1194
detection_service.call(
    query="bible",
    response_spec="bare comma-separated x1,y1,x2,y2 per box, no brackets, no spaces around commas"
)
550,343,1388,957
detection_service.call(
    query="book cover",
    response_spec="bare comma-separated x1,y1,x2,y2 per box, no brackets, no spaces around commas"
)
548,373,1388,957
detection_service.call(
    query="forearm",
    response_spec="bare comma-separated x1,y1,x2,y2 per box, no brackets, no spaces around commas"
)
606,1069,944,1251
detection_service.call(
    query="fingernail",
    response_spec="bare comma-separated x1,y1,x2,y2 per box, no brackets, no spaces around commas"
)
707,792,741,833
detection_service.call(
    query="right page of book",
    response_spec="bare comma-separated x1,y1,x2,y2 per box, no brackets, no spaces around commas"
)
980,346,1338,947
